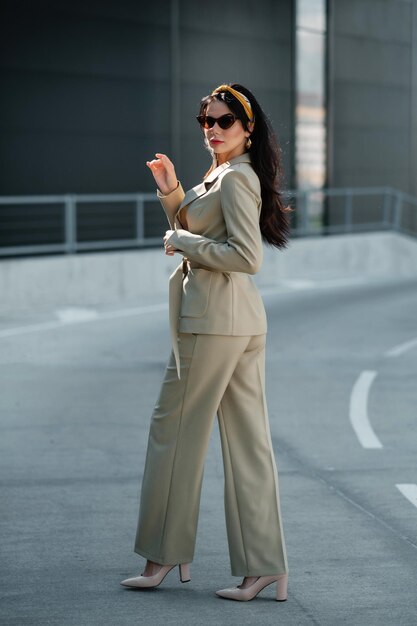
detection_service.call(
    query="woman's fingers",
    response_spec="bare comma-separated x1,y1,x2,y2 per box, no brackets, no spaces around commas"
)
164,230,175,242
148,154,170,167
163,229,177,255
146,159,162,169
164,243,176,255
155,153,171,164
146,155,171,174
155,153,175,172
146,154,177,195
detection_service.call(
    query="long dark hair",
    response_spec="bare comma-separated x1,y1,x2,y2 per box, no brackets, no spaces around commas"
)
198,83,292,249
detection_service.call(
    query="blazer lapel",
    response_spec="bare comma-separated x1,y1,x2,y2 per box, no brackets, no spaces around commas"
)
203,160,232,184
178,181,208,211
175,161,231,216
175,154,252,220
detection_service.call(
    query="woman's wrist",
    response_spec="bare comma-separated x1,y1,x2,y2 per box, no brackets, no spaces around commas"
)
157,181,179,197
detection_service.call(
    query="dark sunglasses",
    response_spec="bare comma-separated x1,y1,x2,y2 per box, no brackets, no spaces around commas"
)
196,113,237,130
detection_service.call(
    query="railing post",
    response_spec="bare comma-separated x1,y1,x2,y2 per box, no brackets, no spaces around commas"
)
300,191,308,235
381,188,390,228
136,194,145,242
393,191,403,232
344,189,353,233
64,194,77,253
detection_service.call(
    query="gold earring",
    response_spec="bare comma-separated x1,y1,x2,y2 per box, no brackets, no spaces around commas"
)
245,137,252,150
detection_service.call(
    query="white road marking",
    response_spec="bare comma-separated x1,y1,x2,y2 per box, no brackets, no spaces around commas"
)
0,303,167,339
89,303,167,320
349,370,383,449
0,276,390,339
0,275,366,339
259,276,372,296
55,307,99,323
385,336,417,358
396,484,417,509
274,279,317,290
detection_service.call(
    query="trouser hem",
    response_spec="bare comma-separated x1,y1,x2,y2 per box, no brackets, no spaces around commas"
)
231,568,289,577
134,546,193,565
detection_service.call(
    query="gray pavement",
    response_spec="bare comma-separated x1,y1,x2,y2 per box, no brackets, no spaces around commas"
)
1,275,417,625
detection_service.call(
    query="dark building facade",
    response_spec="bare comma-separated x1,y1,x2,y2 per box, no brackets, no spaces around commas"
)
0,0,294,195
330,0,417,195
0,0,416,249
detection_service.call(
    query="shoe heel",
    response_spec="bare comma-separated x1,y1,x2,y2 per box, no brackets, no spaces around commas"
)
179,563,191,583
276,573,288,601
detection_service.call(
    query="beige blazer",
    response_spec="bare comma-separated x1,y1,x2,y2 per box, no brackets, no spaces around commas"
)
157,153,267,377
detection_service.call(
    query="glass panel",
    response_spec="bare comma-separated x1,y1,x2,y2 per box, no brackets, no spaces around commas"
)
295,0,327,232
296,0,326,31
296,31,325,106
295,32,326,191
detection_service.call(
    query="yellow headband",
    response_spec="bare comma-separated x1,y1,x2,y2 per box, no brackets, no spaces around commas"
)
211,84,254,123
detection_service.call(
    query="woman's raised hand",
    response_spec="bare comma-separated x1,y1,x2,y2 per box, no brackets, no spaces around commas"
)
146,153,178,196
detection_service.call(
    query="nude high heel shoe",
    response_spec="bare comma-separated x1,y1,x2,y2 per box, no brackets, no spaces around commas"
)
215,572,288,602
120,563,191,588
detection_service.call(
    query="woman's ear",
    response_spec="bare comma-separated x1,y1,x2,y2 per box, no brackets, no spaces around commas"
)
247,121,255,134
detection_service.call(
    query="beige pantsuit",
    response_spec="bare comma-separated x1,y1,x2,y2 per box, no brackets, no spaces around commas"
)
133,154,289,576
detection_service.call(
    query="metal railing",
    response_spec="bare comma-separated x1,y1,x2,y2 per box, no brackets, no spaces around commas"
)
0,192,161,257
287,186,417,238
0,186,416,257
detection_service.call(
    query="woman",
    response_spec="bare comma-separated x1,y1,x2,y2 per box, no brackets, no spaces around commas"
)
121,83,291,602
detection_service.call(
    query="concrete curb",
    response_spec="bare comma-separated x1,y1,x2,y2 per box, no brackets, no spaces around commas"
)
1,231,416,313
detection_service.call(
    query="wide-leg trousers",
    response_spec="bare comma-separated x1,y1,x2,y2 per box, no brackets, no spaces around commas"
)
134,332,289,576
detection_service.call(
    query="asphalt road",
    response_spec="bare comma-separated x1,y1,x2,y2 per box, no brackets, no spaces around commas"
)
1,274,417,626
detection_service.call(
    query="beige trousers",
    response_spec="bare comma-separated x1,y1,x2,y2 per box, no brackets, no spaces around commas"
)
134,332,289,576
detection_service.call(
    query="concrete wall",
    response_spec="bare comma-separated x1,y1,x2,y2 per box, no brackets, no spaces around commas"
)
0,0,294,197
1,231,416,314
328,0,416,194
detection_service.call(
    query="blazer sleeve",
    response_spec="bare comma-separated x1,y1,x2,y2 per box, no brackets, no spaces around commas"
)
157,182,185,229
167,170,263,274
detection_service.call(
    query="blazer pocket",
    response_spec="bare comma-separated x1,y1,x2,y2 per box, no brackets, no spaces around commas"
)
181,268,213,318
